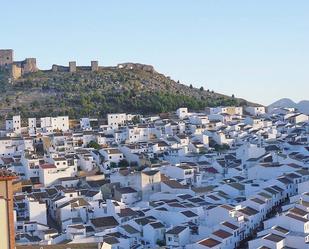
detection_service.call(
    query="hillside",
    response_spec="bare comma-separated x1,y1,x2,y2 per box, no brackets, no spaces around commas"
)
269,98,309,114
0,64,255,119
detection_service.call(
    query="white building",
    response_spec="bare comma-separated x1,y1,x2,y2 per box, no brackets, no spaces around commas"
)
245,106,266,116
40,116,69,132
166,225,190,248
6,115,21,134
107,113,127,129
27,197,47,225
209,106,243,116
176,108,189,119
28,118,36,128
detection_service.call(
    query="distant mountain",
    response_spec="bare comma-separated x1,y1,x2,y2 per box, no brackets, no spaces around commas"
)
298,100,309,114
269,98,309,114
269,98,297,108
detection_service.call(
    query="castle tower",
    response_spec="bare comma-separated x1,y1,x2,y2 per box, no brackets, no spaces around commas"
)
0,168,17,249
0,49,13,67
11,64,22,80
91,60,99,72
22,58,38,73
69,61,76,73
52,64,58,72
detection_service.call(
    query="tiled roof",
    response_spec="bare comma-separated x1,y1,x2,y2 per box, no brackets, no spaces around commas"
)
91,216,119,228
222,221,239,230
0,168,17,180
166,225,187,235
40,163,57,169
263,233,285,243
198,238,221,248
212,229,233,239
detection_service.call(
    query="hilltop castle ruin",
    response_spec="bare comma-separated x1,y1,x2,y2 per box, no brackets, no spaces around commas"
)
0,49,100,80
0,49,155,80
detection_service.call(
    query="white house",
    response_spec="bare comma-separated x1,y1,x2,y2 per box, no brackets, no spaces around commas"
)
166,225,190,248
40,116,69,132
143,221,165,247
107,113,127,129
6,115,21,134
27,197,47,225
245,106,266,116
176,107,189,119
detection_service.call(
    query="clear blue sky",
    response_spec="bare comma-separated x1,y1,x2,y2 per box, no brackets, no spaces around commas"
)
1,0,308,105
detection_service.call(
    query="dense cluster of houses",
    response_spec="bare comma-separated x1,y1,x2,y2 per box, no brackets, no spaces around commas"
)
1,105,309,249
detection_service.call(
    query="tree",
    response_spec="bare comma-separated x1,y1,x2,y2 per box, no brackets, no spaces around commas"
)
110,162,117,168
31,100,40,108
214,143,230,152
232,94,235,98
200,86,204,91
189,84,193,89
118,159,129,168
130,161,138,167
157,240,166,246
132,115,140,124
5,97,10,105
87,140,101,150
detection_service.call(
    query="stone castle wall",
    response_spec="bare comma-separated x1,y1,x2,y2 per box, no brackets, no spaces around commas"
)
117,63,155,73
11,64,22,79
52,61,99,73
0,49,38,79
